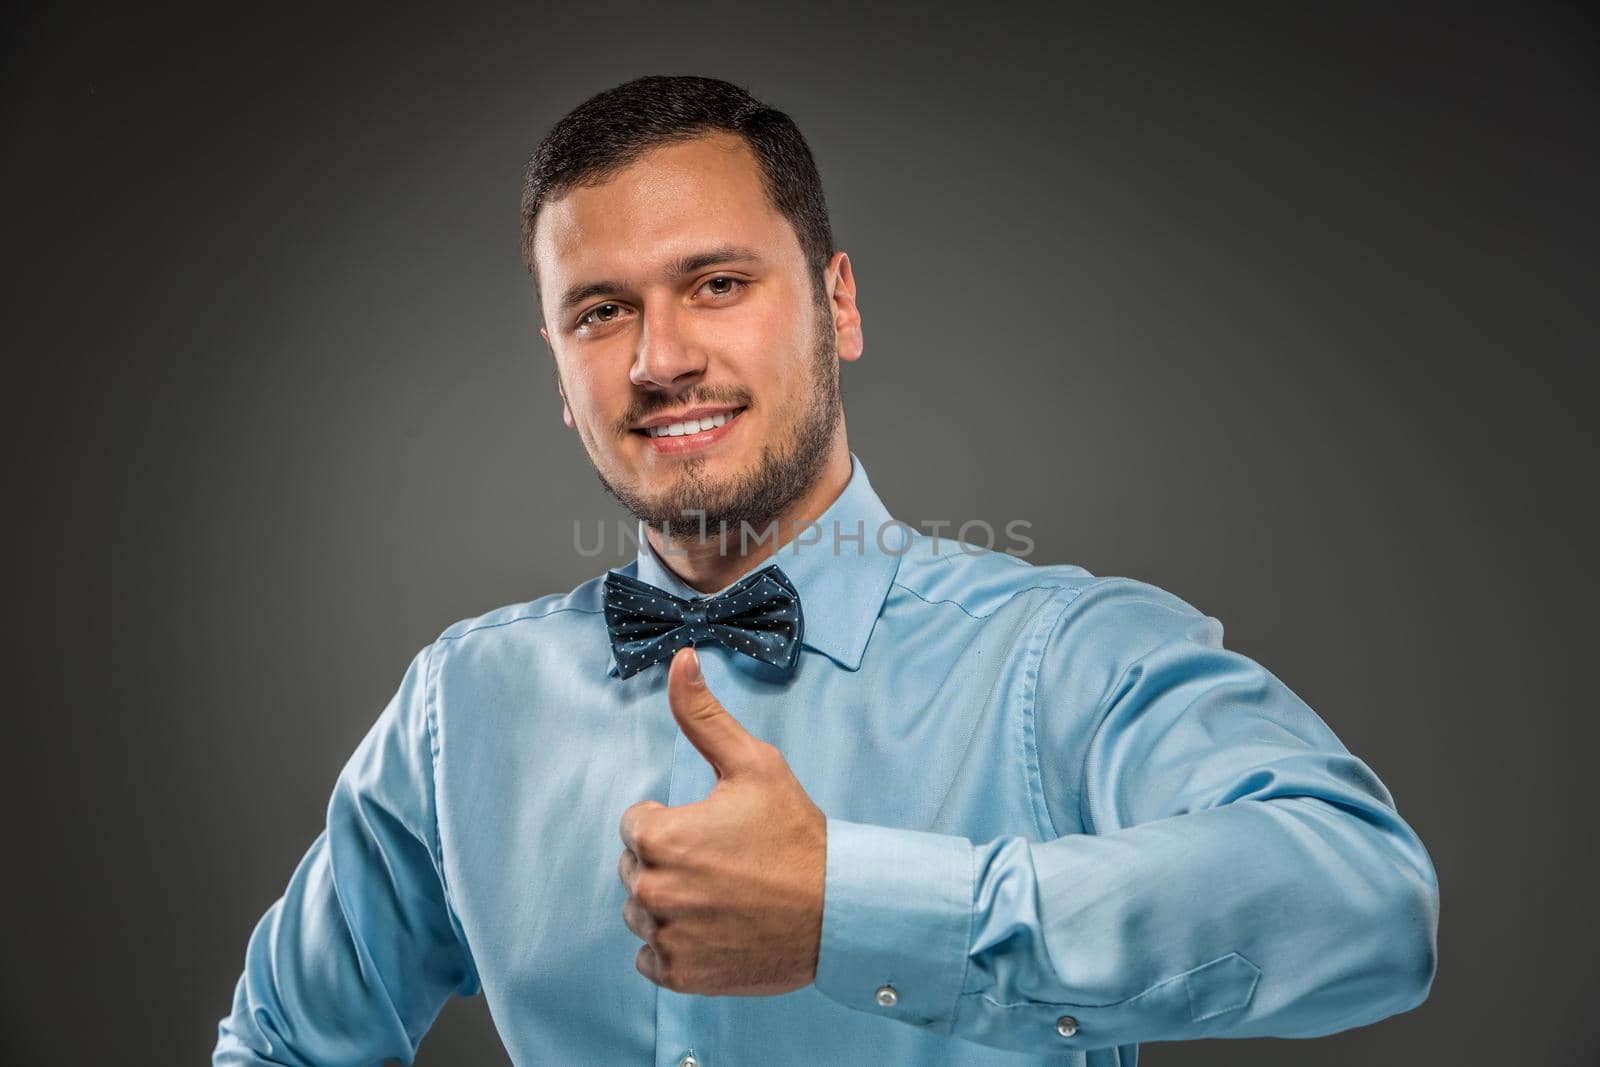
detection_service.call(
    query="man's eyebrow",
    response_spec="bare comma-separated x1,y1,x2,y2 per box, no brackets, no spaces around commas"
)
666,244,765,280
556,245,766,317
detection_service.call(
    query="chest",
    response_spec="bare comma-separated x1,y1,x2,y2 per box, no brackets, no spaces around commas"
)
429,599,1082,1052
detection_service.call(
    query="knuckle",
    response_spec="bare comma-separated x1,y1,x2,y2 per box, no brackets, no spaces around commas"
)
638,822,682,864
656,927,690,970
632,818,667,860
634,872,669,914
622,802,660,844
652,950,683,991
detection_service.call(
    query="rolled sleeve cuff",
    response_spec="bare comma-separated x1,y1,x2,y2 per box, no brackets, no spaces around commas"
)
814,817,974,1031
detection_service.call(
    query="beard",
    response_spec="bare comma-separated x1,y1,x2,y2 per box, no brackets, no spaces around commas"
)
593,295,842,543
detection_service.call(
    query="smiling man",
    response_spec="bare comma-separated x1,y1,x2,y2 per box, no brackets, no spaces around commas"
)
533,116,856,593
215,76,1438,1066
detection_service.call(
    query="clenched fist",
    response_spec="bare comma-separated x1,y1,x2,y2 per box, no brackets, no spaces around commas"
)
618,645,827,996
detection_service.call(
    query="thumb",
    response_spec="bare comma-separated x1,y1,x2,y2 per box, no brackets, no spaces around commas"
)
667,645,760,779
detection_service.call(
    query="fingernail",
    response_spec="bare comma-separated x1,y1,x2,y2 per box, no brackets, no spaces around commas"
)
684,646,702,683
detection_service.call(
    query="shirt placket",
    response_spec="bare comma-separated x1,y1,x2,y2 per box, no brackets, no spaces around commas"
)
655,644,728,1067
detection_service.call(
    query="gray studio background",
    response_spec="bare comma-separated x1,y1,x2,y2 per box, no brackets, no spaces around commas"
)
4,3,1595,1064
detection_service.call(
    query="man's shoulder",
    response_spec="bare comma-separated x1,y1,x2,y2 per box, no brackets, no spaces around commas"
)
888,528,1100,619
433,569,611,647
889,533,1210,631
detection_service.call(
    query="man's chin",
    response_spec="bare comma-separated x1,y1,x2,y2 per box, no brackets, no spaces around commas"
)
637,491,748,535
601,432,813,539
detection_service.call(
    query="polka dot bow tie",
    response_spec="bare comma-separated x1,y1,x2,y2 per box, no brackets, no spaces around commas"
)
603,563,805,679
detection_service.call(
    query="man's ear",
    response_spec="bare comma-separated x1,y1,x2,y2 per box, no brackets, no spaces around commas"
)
825,252,863,362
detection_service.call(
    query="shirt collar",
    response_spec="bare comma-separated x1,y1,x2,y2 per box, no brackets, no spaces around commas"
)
604,450,905,677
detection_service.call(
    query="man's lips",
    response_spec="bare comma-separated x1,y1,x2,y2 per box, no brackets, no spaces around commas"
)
632,404,746,432
632,406,747,454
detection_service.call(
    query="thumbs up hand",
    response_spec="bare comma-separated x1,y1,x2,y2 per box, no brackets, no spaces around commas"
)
618,645,827,995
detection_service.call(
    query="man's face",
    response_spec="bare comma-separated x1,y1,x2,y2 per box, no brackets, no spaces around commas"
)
535,131,860,538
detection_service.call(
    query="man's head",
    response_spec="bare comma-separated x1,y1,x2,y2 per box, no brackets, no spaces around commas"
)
521,75,862,539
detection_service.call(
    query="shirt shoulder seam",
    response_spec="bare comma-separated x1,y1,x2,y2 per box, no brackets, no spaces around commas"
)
889,575,1083,620
439,600,604,642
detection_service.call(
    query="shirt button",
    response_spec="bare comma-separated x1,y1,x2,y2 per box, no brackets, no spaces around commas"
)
677,1055,699,1067
874,984,898,1007
1056,1015,1079,1038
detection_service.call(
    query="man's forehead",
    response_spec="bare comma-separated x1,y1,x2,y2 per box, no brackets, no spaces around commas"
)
534,134,789,286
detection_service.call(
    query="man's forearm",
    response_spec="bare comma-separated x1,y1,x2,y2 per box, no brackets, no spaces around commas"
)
814,794,1437,1054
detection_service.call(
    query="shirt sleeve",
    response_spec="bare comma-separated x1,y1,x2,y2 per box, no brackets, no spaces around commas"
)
213,641,480,1066
813,578,1439,1054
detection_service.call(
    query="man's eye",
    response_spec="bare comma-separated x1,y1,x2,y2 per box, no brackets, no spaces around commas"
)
577,303,626,328
703,276,745,297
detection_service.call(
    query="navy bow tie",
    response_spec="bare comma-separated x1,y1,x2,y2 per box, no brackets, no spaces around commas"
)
603,563,804,679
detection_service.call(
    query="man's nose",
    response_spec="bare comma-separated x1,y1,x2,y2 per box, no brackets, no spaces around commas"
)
629,304,706,389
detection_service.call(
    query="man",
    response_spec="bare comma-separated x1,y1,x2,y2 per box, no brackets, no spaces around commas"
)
215,75,1438,1066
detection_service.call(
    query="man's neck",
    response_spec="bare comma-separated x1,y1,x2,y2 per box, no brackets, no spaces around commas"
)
645,444,853,595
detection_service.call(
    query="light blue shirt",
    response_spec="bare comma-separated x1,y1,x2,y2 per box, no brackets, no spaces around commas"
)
215,451,1438,1066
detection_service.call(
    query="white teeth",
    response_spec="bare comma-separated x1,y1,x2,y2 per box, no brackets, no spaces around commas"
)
645,410,738,438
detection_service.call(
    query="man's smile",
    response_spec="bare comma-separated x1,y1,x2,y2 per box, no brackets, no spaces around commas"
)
631,405,749,455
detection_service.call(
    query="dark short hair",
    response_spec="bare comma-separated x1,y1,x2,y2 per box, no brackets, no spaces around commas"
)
519,75,835,307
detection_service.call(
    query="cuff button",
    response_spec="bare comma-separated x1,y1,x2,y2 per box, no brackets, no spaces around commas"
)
874,984,899,1007
1056,1015,1079,1038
